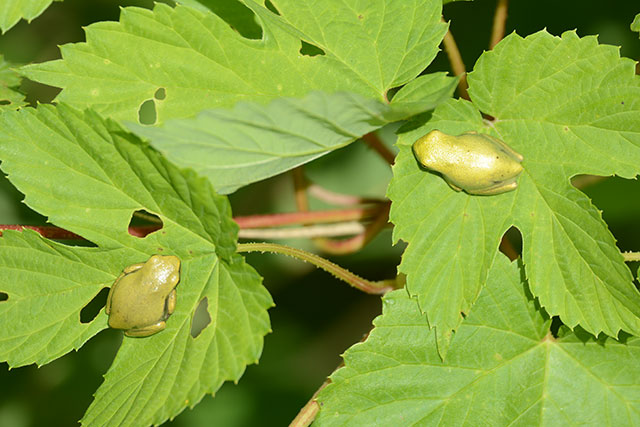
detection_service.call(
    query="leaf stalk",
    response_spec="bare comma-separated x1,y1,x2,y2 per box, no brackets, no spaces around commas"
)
236,242,397,295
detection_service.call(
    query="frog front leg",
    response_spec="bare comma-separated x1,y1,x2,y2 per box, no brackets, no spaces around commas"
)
105,272,125,315
124,321,166,337
106,263,145,315
122,262,145,274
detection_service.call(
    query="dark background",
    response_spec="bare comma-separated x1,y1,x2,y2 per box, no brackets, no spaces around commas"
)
0,0,638,425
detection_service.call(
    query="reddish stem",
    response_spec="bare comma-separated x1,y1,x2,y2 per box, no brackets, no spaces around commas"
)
0,206,383,240
0,224,162,239
314,203,390,255
0,225,82,239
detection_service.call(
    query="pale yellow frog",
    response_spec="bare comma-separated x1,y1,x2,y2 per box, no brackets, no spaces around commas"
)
412,130,524,195
106,255,181,337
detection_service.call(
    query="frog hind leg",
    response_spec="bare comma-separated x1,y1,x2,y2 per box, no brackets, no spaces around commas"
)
486,134,524,161
166,289,177,315
124,321,166,337
469,181,518,196
444,178,463,192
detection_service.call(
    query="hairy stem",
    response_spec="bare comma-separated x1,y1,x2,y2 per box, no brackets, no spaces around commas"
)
623,252,640,262
237,242,397,294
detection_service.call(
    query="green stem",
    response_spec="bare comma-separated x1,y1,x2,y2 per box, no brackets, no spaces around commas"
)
623,252,640,262
237,242,397,295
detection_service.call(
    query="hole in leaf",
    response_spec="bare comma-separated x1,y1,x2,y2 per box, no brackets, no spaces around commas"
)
570,174,605,189
154,88,166,100
128,209,163,238
208,0,262,39
0,100,10,105
299,41,325,57
80,287,109,323
499,226,522,260
190,297,211,338
265,0,280,15
138,99,157,125
549,316,564,338
0,292,7,302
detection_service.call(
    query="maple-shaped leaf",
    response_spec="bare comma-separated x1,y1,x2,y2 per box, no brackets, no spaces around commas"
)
316,256,640,425
0,104,272,425
21,0,448,124
21,0,456,193
388,30,640,356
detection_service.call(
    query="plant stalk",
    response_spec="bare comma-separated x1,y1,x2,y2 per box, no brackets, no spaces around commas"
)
442,23,469,100
489,0,509,49
236,242,397,294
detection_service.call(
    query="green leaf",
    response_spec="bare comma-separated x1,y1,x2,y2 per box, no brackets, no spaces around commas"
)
0,0,60,33
21,0,448,124
174,0,262,39
0,104,273,425
388,100,505,355
388,30,640,356
632,13,640,36
316,256,640,425
0,55,26,110
81,253,271,426
130,85,456,194
0,229,115,367
389,72,459,113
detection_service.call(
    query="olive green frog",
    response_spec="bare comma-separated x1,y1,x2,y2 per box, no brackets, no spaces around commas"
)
106,255,181,337
412,130,524,195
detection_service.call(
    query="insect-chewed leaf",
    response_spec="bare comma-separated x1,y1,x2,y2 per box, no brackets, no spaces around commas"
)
389,30,640,357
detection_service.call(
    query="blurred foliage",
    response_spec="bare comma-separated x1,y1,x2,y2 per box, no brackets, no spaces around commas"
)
0,0,637,425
